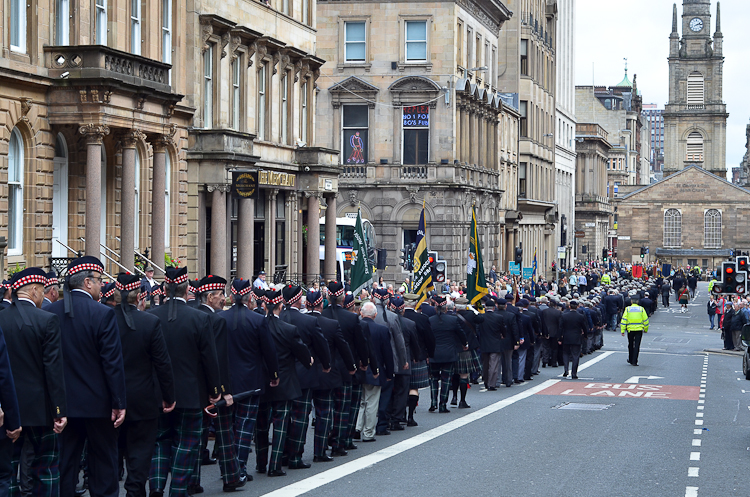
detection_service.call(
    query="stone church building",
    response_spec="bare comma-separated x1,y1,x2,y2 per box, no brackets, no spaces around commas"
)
615,166,750,270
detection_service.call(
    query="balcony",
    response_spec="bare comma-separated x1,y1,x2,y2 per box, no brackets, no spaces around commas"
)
44,45,173,95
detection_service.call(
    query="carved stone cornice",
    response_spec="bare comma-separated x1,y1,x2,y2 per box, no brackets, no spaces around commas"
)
79,124,110,144
200,19,214,54
220,31,231,59
120,129,146,148
229,34,242,62
206,183,231,193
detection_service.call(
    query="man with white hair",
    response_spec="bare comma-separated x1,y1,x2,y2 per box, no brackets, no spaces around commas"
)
356,303,392,442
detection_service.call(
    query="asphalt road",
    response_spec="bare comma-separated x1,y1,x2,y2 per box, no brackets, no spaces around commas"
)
116,281,748,497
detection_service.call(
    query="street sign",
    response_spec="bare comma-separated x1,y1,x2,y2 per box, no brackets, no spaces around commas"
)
536,382,699,401
522,267,533,279
508,262,520,275
557,246,566,257
617,235,631,240
574,231,585,238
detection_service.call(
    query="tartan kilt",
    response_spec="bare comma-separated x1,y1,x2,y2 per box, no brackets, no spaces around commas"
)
409,360,430,389
455,349,481,375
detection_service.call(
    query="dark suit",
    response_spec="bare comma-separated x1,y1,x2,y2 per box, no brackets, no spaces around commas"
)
479,310,506,388
218,304,279,475
540,307,562,367
309,311,355,457
358,318,392,441
47,290,126,497
389,315,417,425
403,308,434,360
558,309,588,377
148,299,221,495
114,304,174,497
428,313,466,408
256,316,311,473
0,326,21,496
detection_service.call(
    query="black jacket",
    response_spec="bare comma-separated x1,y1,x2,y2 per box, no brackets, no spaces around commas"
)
281,307,331,390
428,313,466,363
47,291,127,418
403,308,434,360
218,304,279,396
197,304,231,394
0,328,20,439
151,299,222,409
114,304,174,420
309,310,356,390
323,305,372,383
478,310,506,353
558,309,588,345
263,315,312,402
540,307,563,340
457,309,483,351
0,300,66,426
398,314,420,366
518,311,535,349
361,318,392,386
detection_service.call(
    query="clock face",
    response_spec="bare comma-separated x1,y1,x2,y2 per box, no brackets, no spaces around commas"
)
690,17,704,32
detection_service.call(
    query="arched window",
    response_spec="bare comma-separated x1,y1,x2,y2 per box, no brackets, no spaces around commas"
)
687,72,704,108
704,209,721,249
686,131,704,162
8,127,24,254
664,209,682,248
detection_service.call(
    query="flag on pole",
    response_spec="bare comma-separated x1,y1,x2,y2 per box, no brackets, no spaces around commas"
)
412,203,433,309
350,208,373,296
466,206,488,307
531,248,538,297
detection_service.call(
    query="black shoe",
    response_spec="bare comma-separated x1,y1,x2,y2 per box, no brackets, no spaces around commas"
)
626,359,632,365
352,430,361,440
505,383,512,387
149,492,164,497
390,423,405,431
450,397,458,406
256,466,266,474
524,377,534,381
488,387,497,391
438,404,450,413
533,372,540,375
222,475,247,492
361,438,376,442
288,461,311,469
458,401,470,409
407,418,418,427
514,379,524,384
331,448,348,456
267,469,286,477
572,375,578,380
375,430,391,436
201,455,217,466
76,490,87,497
187,484,204,495
314,455,334,462
563,371,569,377
428,405,437,412
345,443,358,450
542,363,547,368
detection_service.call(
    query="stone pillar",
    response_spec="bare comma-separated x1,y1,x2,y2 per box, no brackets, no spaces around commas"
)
306,193,321,285
237,197,255,279
208,184,229,278
324,193,337,281
120,131,141,271
266,190,277,273
79,124,110,257
151,138,168,273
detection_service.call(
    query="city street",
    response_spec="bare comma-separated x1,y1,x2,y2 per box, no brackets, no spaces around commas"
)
153,282,747,497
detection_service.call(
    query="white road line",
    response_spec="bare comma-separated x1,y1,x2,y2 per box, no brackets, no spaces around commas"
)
694,429,703,435
685,487,699,497
260,378,561,497
556,350,616,377
695,420,704,425
690,452,701,461
697,406,704,410
696,413,704,417
692,439,701,446
688,467,700,477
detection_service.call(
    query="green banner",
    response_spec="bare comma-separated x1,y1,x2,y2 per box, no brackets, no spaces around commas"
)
350,208,373,295
466,206,488,307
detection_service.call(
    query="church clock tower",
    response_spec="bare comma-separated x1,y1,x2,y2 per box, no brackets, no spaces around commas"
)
663,0,728,177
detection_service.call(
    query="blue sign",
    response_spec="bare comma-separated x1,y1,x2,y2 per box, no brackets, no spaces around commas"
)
403,105,429,127
522,267,533,279
508,262,520,275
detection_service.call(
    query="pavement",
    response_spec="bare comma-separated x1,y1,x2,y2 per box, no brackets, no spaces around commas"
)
113,281,749,496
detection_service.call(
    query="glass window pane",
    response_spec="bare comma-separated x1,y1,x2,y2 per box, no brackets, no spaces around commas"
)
346,22,365,42
343,130,367,164
346,43,365,62
343,105,368,128
406,42,426,61
403,129,428,165
406,21,426,41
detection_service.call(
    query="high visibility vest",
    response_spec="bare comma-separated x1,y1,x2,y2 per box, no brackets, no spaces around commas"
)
621,305,649,332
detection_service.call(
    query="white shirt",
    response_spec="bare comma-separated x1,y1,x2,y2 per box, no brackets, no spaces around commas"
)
253,277,270,291
72,289,94,299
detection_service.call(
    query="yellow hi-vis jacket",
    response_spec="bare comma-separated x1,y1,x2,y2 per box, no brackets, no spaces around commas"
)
620,304,649,333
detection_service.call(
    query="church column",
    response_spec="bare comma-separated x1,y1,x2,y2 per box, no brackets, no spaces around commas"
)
79,124,109,257
324,193,337,281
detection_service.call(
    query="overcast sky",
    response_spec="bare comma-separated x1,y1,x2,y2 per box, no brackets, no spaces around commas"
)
575,0,749,174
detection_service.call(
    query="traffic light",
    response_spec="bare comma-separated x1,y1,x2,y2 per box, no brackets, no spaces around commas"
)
722,261,738,294
737,256,749,272
406,244,414,272
640,247,645,259
399,247,408,269
736,256,748,294
515,246,523,265
602,247,608,262
434,259,447,283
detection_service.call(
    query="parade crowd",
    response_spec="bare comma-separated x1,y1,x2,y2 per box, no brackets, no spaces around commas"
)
0,256,719,497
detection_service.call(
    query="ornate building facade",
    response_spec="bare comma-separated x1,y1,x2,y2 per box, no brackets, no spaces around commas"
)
663,0,727,177
315,0,518,283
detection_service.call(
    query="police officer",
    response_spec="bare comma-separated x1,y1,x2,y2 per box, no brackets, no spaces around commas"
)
0,267,66,496
621,298,650,366
47,256,127,497
113,272,174,497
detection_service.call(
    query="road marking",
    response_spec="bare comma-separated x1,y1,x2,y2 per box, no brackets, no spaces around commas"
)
688,467,700,477
690,452,700,461
685,487,699,497
259,379,560,497
695,420,704,425
538,382,700,400
624,375,663,384
556,351,615,377
692,439,701,446
697,405,704,410
694,429,702,435
696,412,703,417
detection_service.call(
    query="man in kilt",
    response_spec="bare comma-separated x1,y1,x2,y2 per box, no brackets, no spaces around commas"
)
402,295,433,426
322,281,372,455
255,289,312,477
218,278,279,479
148,267,222,496
452,298,484,409
280,285,330,469
0,268,67,496
306,290,356,461
427,296,467,413
389,297,420,430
